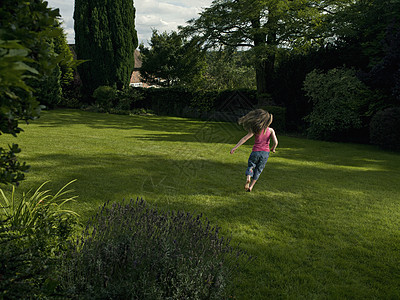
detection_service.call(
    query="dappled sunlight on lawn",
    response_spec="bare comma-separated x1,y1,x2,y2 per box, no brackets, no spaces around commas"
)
275,156,389,172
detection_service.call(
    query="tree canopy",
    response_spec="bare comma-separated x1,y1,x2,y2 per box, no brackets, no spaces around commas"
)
139,30,206,87
180,0,356,102
336,0,400,106
200,51,256,91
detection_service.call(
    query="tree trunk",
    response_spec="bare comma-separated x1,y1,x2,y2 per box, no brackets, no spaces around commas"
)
252,15,276,106
255,58,275,106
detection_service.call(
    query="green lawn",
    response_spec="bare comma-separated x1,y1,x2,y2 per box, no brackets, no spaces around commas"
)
2,109,400,299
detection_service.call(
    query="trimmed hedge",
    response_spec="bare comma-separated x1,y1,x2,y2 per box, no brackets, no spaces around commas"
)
136,88,267,122
145,86,193,115
87,86,288,130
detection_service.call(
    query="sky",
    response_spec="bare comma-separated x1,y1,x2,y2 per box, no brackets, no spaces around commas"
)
46,0,213,46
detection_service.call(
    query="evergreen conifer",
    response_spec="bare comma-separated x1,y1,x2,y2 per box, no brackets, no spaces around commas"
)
74,0,138,98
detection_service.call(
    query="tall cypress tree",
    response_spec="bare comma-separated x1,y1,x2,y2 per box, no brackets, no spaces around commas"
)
74,0,138,98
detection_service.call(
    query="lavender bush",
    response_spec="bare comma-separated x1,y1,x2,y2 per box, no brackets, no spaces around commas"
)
60,198,250,299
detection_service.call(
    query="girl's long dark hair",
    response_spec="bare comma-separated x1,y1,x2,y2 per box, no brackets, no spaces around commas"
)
238,109,273,134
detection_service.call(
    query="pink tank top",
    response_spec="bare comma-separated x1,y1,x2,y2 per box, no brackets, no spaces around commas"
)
252,128,271,152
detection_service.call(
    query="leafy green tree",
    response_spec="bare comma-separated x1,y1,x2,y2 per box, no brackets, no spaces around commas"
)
180,0,355,104
30,41,63,109
267,0,400,130
310,0,400,118
304,68,372,141
333,0,400,67
139,30,206,87
200,51,256,91
338,0,400,106
53,29,76,103
74,0,138,97
0,0,63,184
360,22,400,108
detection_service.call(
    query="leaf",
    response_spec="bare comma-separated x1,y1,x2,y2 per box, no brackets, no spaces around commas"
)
14,61,39,75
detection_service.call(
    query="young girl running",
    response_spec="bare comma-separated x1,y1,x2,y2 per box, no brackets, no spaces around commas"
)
230,109,278,192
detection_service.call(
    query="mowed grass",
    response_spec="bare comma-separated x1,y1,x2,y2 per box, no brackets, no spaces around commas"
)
2,109,400,299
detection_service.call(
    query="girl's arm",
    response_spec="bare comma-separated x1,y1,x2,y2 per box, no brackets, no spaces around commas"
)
230,132,254,154
270,128,278,153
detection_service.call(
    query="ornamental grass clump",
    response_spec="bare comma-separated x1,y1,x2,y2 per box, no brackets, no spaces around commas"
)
0,180,79,235
0,181,79,298
60,198,250,299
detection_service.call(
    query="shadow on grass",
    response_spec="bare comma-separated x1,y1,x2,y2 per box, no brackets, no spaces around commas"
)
277,135,400,170
39,109,242,141
24,147,399,217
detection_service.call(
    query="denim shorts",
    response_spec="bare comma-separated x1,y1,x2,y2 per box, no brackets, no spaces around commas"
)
245,151,269,180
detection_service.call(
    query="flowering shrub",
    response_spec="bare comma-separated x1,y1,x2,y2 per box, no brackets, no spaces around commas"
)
60,198,250,299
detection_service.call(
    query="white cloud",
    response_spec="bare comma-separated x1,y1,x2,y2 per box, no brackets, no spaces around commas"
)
45,0,212,46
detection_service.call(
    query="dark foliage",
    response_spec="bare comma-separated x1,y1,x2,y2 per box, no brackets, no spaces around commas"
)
272,44,370,131
74,0,138,97
359,21,400,106
303,68,372,141
61,198,250,299
370,107,400,151
97,86,260,122
0,144,29,185
146,86,194,116
0,0,63,185
259,105,286,132
0,218,76,299
31,62,62,109
59,75,84,109
92,86,117,111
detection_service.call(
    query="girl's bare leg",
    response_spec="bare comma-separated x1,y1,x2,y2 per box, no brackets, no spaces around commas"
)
248,179,257,192
245,175,251,191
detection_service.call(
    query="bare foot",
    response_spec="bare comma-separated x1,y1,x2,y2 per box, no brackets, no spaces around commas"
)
248,179,256,192
244,180,250,191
